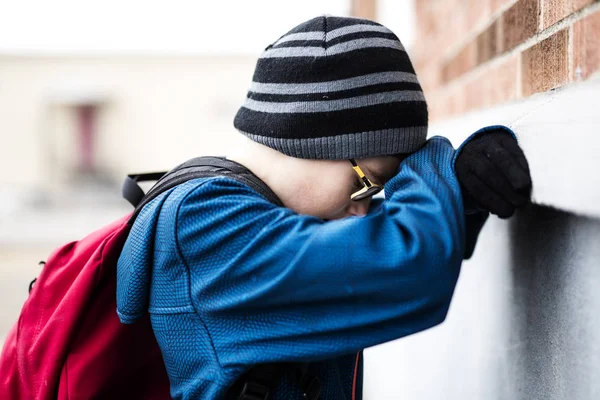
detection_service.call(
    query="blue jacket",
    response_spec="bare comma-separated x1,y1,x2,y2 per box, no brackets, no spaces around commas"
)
117,127,508,399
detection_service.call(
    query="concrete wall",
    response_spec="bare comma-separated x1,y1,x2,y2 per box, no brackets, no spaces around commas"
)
364,204,600,399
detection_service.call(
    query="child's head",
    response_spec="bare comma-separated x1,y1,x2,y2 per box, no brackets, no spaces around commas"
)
229,15,426,220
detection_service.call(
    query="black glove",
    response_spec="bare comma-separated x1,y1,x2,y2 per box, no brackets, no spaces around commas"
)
455,129,532,219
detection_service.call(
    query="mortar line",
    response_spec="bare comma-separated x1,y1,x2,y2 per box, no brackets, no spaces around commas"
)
441,0,519,64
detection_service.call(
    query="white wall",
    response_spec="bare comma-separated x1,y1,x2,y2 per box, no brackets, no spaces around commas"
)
364,204,600,400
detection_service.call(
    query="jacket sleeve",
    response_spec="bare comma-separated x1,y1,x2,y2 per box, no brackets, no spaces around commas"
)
453,124,518,259
175,137,467,366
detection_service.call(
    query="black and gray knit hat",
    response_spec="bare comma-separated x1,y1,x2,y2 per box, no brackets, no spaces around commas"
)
233,15,428,160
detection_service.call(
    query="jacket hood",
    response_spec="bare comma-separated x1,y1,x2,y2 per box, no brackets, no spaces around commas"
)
116,197,166,324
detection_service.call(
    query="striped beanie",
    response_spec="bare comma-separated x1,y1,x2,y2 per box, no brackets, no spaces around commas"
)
233,15,428,160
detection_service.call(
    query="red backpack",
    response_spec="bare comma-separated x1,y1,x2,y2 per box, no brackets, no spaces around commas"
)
0,157,285,400
0,213,170,400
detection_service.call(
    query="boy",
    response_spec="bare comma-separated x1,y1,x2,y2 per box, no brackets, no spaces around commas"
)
117,15,531,399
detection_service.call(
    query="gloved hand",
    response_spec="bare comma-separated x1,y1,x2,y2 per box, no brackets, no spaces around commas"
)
455,129,532,219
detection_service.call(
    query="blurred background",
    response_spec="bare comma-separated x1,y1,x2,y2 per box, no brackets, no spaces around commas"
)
1,0,600,399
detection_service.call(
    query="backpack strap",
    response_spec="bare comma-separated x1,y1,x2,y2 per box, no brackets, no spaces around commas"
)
122,172,166,210
122,156,284,225
226,362,321,400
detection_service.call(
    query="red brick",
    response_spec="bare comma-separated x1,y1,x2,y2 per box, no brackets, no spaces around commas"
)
465,75,487,111
422,4,439,38
429,85,467,121
415,17,444,64
521,29,569,96
501,0,539,51
413,2,442,65
426,90,441,121
414,0,433,35
467,0,491,29
432,1,471,57
414,0,428,21
350,0,377,20
442,41,477,83
428,91,447,122
542,0,594,29
462,54,519,113
415,0,480,65
487,55,520,105
447,85,467,117
477,20,501,64
573,9,600,80
415,63,443,95
492,0,517,14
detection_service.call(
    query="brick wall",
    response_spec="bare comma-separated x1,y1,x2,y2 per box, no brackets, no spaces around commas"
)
411,0,600,121
351,0,377,21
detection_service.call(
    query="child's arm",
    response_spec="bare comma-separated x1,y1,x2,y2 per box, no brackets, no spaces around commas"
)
176,136,465,365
